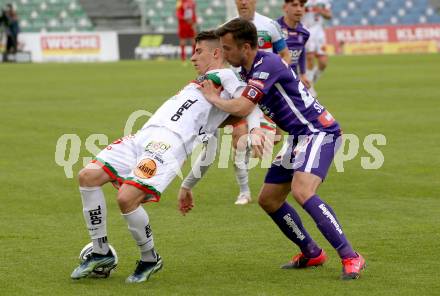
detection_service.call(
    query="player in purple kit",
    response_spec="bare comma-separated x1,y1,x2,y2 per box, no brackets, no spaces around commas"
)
277,0,310,88
198,18,366,280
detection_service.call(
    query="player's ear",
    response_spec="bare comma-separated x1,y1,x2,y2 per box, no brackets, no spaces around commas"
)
243,42,251,52
213,47,221,58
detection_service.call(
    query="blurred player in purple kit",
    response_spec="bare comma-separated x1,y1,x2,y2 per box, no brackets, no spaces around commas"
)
196,18,366,280
277,0,310,89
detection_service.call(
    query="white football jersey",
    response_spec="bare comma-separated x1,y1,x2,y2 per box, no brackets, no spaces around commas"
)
142,68,245,153
252,12,285,52
303,0,331,29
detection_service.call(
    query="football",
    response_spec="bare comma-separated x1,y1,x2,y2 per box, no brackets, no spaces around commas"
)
78,242,118,278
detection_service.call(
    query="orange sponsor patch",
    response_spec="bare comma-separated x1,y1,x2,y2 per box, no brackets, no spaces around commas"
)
135,159,157,179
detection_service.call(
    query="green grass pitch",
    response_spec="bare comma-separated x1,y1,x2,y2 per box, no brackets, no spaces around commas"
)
1,54,439,295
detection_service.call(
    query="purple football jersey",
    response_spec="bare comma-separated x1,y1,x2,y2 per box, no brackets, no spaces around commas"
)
276,17,310,75
240,51,340,136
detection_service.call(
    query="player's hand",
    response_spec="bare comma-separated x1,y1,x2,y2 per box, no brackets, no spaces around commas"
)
300,74,311,89
250,127,266,158
274,127,283,145
178,187,194,216
199,80,221,103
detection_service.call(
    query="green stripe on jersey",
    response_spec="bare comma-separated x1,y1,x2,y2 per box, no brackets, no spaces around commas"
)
206,72,221,86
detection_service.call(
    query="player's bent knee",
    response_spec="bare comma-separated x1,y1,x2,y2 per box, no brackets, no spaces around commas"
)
117,186,145,214
291,186,315,205
258,194,280,213
117,191,136,214
78,167,107,187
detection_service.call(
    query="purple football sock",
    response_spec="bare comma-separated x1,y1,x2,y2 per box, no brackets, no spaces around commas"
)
269,202,321,258
303,195,357,259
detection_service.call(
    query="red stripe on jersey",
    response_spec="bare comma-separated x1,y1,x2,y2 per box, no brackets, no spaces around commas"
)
259,41,272,49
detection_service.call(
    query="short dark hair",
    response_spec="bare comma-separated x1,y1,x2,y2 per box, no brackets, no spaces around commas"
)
195,30,219,43
285,0,308,4
215,18,258,49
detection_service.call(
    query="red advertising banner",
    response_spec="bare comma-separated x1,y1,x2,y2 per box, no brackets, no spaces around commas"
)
325,24,440,55
41,35,101,54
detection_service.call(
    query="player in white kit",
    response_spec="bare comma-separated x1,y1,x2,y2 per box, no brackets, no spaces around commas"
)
302,0,332,97
70,31,262,284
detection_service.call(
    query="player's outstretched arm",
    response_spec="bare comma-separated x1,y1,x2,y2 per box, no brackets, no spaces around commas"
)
278,47,292,65
199,80,255,117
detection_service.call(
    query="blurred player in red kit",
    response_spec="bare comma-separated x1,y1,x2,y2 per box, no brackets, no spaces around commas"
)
176,0,197,62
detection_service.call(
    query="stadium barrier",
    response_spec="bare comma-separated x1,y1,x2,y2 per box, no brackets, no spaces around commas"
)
326,24,440,55
13,24,440,62
118,33,193,60
19,32,119,62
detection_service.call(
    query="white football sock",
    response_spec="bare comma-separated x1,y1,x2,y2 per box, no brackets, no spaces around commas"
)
79,186,109,255
233,148,250,194
313,66,323,83
305,68,315,84
122,206,156,262
92,237,109,255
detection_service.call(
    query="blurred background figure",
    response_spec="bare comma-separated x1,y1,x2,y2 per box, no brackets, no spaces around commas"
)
302,0,331,97
277,0,311,88
176,0,197,63
1,3,20,61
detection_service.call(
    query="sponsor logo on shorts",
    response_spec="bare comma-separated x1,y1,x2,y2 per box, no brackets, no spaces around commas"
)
111,135,135,145
145,141,171,155
106,135,135,150
135,158,157,179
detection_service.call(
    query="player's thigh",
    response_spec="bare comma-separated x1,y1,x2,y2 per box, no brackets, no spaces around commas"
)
78,162,113,187
306,51,315,69
315,28,328,58
92,135,138,187
291,132,340,203
258,182,291,213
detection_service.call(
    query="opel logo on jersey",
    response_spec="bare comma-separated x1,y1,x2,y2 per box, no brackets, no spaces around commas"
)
135,158,157,179
171,99,198,121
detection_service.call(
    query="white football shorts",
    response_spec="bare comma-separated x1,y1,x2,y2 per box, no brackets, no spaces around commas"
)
305,26,327,56
92,126,186,202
